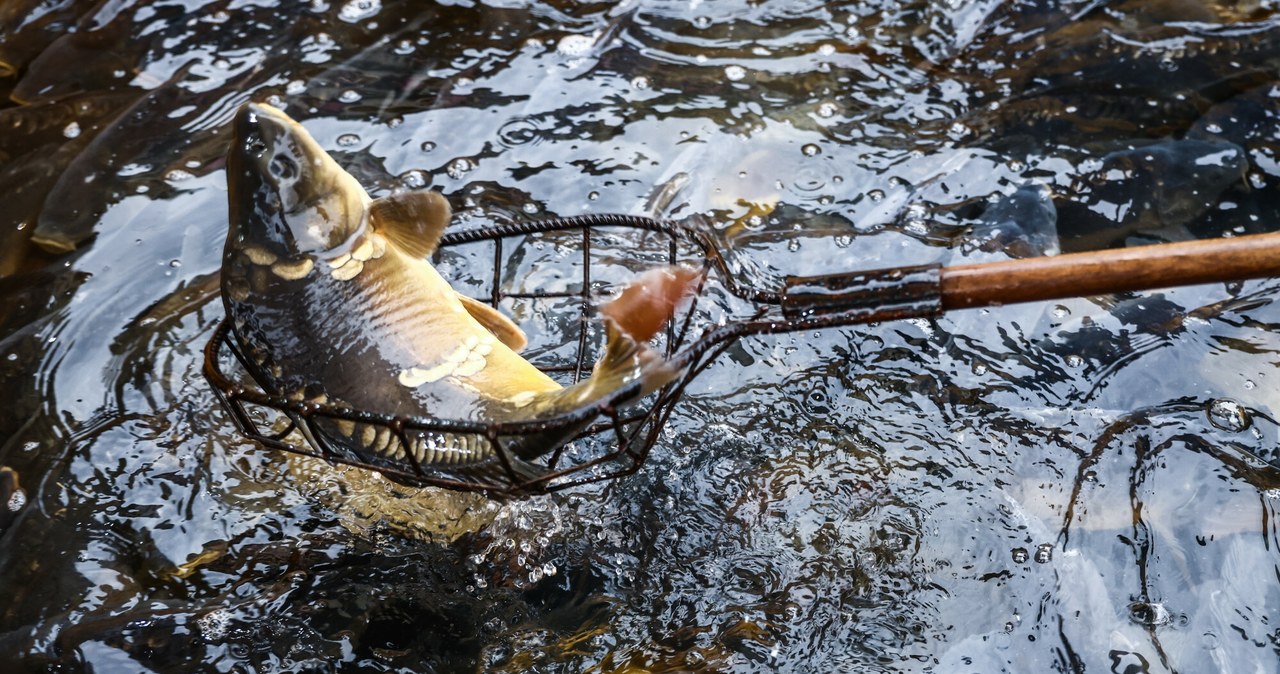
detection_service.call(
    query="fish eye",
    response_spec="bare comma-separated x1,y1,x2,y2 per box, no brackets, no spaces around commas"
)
269,155,299,180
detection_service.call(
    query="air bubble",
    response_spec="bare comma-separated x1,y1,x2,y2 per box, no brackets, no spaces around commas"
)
692,16,712,29
801,143,821,156
63,122,80,138
7,488,25,512
1033,544,1053,563
447,158,475,179
724,65,747,81
338,0,381,23
420,141,437,153
631,76,650,89
336,133,360,147
1207,399,1250,432
557,34,594,57
1011,547,1028,563
399,170,427,189
338,90,362,103
1128,602,1174,627
521,203,539,215
197,609,232,641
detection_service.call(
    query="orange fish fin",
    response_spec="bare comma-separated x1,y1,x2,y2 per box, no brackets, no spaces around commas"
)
368,190,451,260
593,266,702,396
600,266,703,343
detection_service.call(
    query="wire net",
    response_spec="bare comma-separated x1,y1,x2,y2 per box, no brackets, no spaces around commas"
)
204,215,719,496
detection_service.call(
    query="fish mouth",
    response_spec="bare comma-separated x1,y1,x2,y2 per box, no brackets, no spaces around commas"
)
230,102,327,217
233,103,318,198
227,102,369,257
240,102,295,150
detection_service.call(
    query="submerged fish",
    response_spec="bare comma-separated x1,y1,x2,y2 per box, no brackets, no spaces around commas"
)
222,102,697,487
1057,138,1247,252
964,182,1060,259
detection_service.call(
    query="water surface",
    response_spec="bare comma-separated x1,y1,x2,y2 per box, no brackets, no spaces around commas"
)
1,0,1278,671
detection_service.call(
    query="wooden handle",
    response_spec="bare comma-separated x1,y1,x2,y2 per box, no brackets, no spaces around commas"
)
940,232,1280,310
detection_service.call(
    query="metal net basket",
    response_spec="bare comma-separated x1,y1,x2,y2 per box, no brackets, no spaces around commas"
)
205,215,721,496
204,211,964,496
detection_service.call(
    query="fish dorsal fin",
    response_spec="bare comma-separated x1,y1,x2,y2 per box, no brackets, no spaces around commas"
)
457,294,528,352
368,190,452,260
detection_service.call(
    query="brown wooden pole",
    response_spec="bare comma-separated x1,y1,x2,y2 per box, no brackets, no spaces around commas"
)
939,232,1280,310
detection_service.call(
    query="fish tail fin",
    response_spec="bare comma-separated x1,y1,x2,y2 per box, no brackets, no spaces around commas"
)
501,267,702,464
591,266,703,397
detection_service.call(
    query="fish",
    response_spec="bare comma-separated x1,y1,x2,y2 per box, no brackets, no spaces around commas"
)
222,102,698,488
1056,138,1247,252
0,0,92,82
964,182,1060,259
30,63,225,254
9,17,140,104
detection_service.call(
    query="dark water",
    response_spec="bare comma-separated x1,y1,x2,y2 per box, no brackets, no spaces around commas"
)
2,0,1279,671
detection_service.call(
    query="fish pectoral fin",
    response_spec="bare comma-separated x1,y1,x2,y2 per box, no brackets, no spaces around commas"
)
368,190,452,260
458,294,528,352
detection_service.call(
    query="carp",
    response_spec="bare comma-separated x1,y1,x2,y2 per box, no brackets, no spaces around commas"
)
222,102,697,487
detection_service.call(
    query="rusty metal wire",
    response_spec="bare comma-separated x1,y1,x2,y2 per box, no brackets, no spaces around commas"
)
204,214,945,496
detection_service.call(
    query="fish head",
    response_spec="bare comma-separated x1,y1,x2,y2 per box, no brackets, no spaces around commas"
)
226,102,368,260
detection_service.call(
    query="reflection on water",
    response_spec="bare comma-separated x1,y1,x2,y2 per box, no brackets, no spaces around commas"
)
1,0,1278,671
